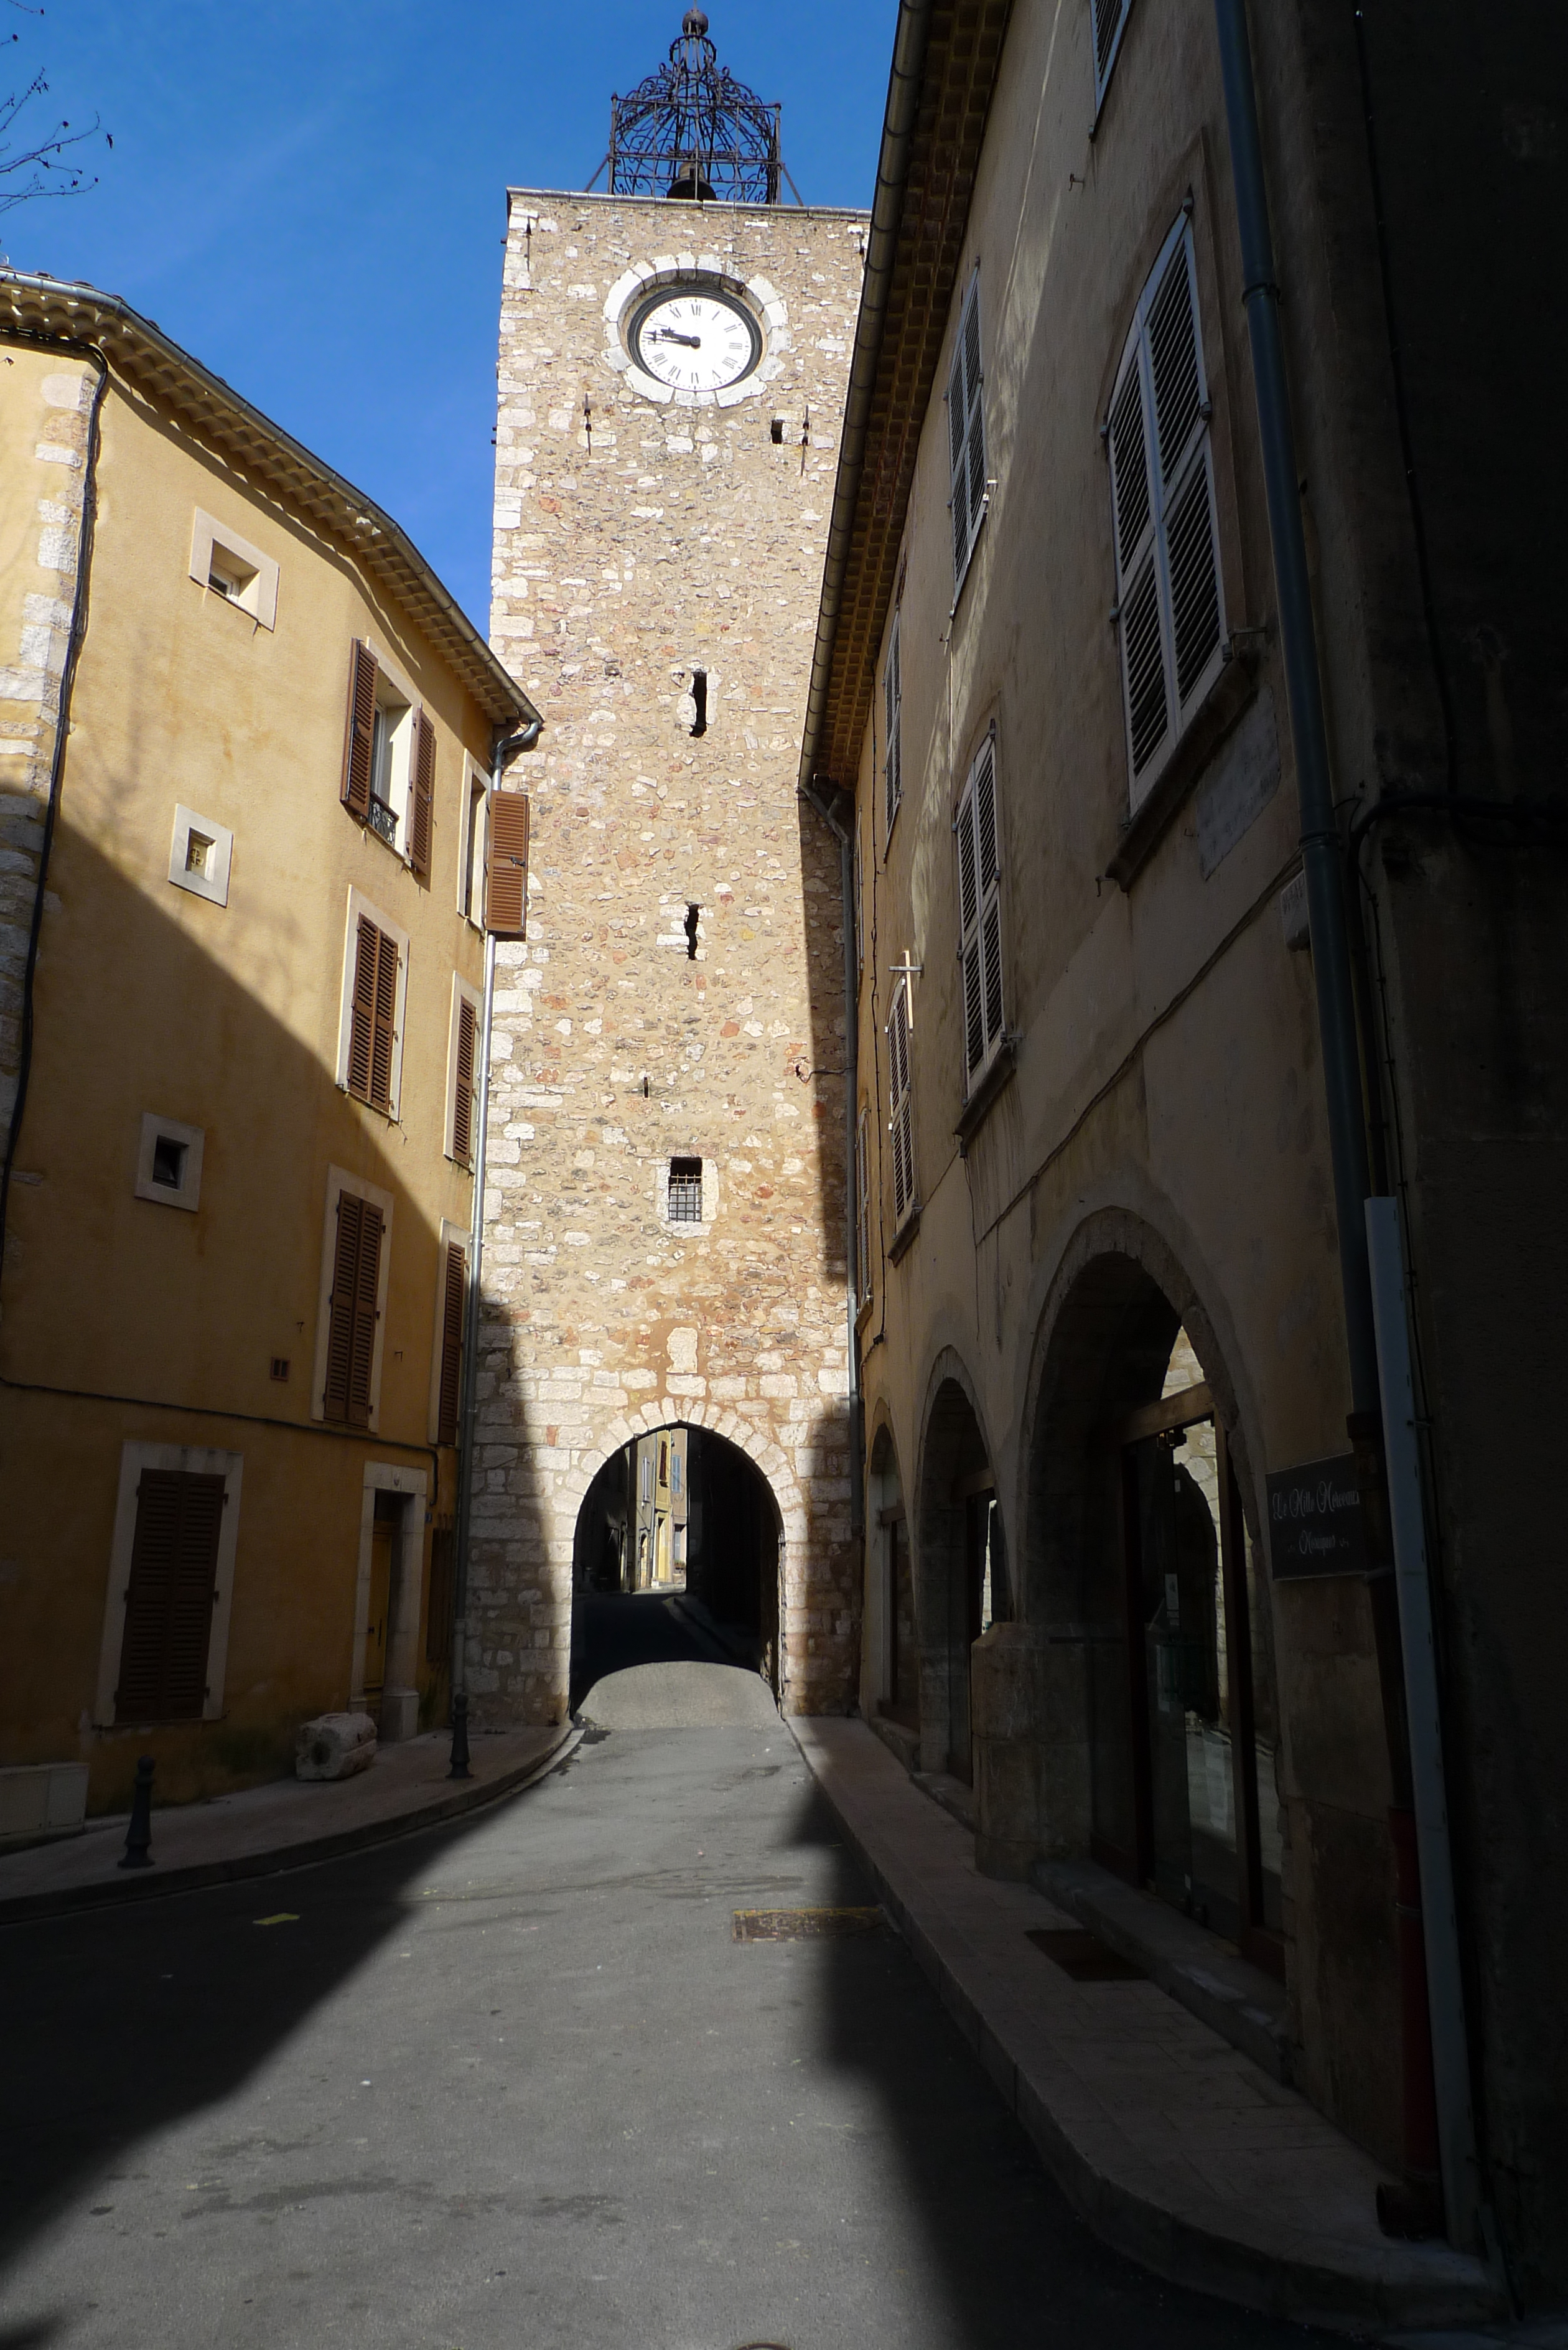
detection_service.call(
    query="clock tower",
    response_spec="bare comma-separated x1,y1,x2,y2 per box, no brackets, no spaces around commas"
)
470,15,869,1728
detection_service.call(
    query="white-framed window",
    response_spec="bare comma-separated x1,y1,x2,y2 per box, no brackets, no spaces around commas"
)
1107,212,1226,812
167,804,233,908
1091,0,1134,114
340,639,436,877
336,887,409,1120
459,756,488,924
188,508,279,630
856,1104,873,1302
428,1219,472,1446
312,1166,394,1430
947,270,987,595
446,973,482,1167
134,1110,204,1212
93,1441,243,1726
954,728,1006,1089
887,977,917,1228
883,607,902,841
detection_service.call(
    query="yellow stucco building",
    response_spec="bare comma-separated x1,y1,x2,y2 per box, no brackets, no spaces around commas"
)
0,273,539,1818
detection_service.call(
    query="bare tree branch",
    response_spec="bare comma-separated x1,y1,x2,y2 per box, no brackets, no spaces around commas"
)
1,11,110,220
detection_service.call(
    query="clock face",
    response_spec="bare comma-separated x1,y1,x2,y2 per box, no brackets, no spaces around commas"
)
628,284,762,394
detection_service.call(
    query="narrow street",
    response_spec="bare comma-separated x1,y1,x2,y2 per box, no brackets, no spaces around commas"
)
0,1695,1334,2350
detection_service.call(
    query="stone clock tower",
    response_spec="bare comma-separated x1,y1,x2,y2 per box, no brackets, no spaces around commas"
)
469,13,869,1726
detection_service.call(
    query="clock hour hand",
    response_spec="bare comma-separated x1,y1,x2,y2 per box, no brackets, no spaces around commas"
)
650,329,702,348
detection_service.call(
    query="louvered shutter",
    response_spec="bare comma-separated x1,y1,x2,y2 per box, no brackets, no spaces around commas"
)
486,791,530,935
856,1108,872,1299
1108,218,1225,809
948,275,987,590
325,1191,383,1426
883,614,902,836
116,1469,226,1721
436,1240,466,1445
342,640,377,819
348,916,378,1101
452,993,477,1166
369,927,398,1113
409,709,436,878
955,736,1006,1087
1091,0,1134,108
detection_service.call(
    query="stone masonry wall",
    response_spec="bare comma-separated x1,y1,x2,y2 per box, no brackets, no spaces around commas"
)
472,192,869,1723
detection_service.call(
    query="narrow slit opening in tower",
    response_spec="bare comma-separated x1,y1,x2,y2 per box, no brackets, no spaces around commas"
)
690,667,707,736
684,902,700,958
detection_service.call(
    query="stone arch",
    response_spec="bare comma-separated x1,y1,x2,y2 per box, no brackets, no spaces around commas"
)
862,1403,914,1731
912,1347,1000,1780
554,1395,810,1702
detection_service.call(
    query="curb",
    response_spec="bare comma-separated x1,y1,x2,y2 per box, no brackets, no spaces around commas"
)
0,1725,582,1927
790,1720,1505,2339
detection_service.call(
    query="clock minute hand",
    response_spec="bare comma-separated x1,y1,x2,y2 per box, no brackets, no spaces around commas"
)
651,330,702,348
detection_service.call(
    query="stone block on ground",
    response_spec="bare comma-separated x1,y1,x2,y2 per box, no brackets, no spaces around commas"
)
295,1713,377,1781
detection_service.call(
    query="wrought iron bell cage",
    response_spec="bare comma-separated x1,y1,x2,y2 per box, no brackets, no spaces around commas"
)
595,11,788,205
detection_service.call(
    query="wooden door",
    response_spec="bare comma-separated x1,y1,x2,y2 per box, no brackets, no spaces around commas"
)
364,1520,393,1715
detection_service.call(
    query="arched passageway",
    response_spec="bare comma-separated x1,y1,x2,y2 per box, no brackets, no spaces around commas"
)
861,1426,918,1749
569,1423,781,1713
1023,1250,1282,1964
915,1369,1009,1784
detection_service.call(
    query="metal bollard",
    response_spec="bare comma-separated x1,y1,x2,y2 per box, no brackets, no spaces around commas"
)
119,1756,155,1869
448,1690,472,1781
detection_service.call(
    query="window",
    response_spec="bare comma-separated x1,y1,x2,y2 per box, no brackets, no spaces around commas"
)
93,1442,243,1728
485,790,531,936
188,508,279,630
447,976,482,1167
882,609,902,841
887,980,916,1227
340,639,433,876
954,729,1005,1088
853,830,864,980
947,271,987,594
433,1228,469,1447
1091,0,1134,113
856,1105,873,1301
315,1174,391,1428
337,891,408,1119
167,803,233,908
460,762,488,922
134,1111,203,1212
667,1157,704,1223
1107,214,1226,810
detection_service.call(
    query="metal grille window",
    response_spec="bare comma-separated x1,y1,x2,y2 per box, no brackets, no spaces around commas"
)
883,609,902,841
954,730,1005,1088
667,1156,704,1223
1107,214,1226,811
887,981,916,1227
1091,0,1134,112
947,271,987,594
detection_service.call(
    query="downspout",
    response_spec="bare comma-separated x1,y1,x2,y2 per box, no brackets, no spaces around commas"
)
798,782,862,1545
0,340,108,1293
449,716,541,1774
1212,0,1478,2250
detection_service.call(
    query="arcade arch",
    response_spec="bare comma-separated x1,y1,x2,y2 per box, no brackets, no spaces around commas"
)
914,1353,1009,1784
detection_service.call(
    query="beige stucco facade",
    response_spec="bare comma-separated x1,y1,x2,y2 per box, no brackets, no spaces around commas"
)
0,296,533,1812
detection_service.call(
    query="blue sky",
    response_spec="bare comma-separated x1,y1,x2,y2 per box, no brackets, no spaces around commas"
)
2,1,892,627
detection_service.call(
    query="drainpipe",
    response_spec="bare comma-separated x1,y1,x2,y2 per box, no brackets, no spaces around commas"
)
450,716,541,1775
798,782,863,1545
1212,0,1478,2249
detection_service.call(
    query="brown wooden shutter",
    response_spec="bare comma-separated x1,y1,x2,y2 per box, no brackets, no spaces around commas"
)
116,1469,226,1721
436,1240,466,1445
324,1191,383,1426
452,993,477,1165
369,926,399,1113
486,791,530,936
348,916,378,1100
342,640,377,818
425,1527,454,1666
409,709,436,879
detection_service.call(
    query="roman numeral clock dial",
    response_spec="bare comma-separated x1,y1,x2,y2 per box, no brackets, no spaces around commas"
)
628,284,763,395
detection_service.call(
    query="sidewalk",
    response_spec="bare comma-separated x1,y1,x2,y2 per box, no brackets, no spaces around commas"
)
791,1715,1507,2339
0,1723,576,1925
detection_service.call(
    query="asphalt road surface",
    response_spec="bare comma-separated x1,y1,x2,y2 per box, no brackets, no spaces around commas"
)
0,1707,1334,2349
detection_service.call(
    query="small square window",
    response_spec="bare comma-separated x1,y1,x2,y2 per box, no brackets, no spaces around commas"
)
667,1157,704,1223
189,508,279,630
135,1113,204,1212
168,805,233,907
